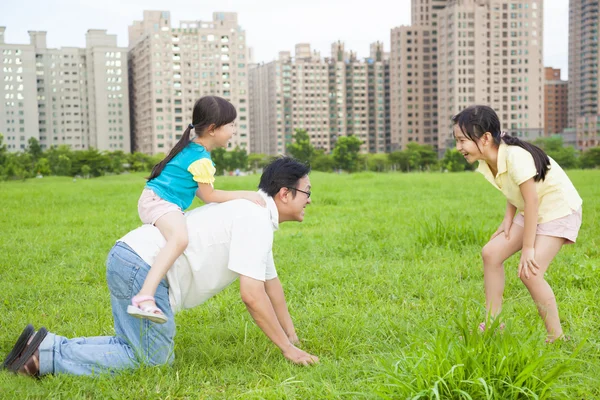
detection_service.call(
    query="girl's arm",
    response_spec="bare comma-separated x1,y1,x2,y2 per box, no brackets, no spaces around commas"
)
491,201,518,240
196,183,266,207
518,178,540,279
188,159,266,207
504,201,517,221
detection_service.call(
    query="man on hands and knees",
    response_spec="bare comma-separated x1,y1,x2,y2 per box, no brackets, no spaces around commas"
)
3,157,317,377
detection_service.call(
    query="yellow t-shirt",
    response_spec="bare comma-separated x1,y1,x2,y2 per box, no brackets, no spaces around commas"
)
477,142,582,224
188,158,216,186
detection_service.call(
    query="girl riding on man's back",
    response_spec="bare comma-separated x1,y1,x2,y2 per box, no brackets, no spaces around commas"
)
127,96,266,324
452,105,582,342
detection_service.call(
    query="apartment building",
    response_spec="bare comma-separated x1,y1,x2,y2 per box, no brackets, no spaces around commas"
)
390,26,439,150
0,27,38,151
568,0,600,150
390,0,445,151
437,0,544,150
568,0,599,126
0,27,130,152
249,42,390,155
544,67,568,136
128,11,250,155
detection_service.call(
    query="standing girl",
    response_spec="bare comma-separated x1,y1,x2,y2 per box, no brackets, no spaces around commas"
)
128,96,265,323
452,105,582,342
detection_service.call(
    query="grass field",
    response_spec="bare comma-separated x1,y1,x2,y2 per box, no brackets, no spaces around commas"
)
0,170,599,399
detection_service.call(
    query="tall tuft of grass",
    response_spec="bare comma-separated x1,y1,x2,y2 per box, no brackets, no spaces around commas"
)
416,217,488,250
372,314,585,399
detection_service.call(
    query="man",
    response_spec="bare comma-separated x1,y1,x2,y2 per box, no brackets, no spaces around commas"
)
2,157,318,377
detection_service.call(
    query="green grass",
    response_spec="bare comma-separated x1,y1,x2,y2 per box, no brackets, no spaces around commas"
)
0,170,599,399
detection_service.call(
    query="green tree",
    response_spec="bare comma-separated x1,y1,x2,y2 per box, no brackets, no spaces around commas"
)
552,146,579,169
286,129,315,164
81,165,91,178
533,136,564,153
211,147,228,175
229,146,248,171
27,137,43,162
55,154,72,176
3,154,27,180
388,150,411,172
35,158,51,176
72,148,109,177
128,152,153,172
46,145,74,175
16,152,34,179
106,150,128,174
0,133,8,166
0,152,34,180
0,133,7,178
441,149,475,172
365,153,389,172
415,143,438,170
311,150,335,172
533,136,579,169
332,135,363,172
580,147,600,169
399,143,439,171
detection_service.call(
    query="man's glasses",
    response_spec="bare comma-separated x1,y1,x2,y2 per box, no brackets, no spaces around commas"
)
287,187,311,198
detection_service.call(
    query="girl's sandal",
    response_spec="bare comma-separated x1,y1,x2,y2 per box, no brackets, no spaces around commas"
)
127,295,168,324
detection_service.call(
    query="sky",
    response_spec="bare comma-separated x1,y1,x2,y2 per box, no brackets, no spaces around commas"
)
0,0,570,78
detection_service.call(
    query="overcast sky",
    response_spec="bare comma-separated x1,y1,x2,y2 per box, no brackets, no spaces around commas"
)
1,0,569,78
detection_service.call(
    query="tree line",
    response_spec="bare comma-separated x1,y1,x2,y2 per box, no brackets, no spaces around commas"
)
285,129,600,173
1,131,599,181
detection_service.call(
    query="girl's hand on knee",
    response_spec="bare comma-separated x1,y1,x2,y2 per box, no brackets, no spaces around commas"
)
518,247,540,279
490,218,513,241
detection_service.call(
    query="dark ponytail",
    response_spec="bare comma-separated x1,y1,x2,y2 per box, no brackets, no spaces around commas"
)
147,96,237,181
500,133,550,182
148,124,194,181
452,105,550,182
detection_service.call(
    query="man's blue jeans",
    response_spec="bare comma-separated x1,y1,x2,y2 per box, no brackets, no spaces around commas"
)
38,241,176,375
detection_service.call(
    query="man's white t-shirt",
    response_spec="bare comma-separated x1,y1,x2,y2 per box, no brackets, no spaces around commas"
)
118,191,279,312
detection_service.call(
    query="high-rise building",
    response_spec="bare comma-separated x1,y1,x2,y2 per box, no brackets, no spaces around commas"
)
412,0,449,26
289,44,332,152
1,27,130,152
84,30,131,152
368,42,391,153
249,42,390,155
249,45,329,155
248,59,279,155
330,42,371,152
0,27,38,151
329,41,391,153
390,26,439,151
390,0,444,151
128,11,250,155
568,0,599,126
437,0,544,150
568,0,600,150
544,67,568,136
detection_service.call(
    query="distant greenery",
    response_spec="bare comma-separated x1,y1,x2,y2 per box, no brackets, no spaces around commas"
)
0,135,253,181
0,135,164,180
1,133,599,181
286,131,600,173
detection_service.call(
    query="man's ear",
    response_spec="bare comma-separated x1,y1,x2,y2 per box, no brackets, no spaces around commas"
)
276,187,290,203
